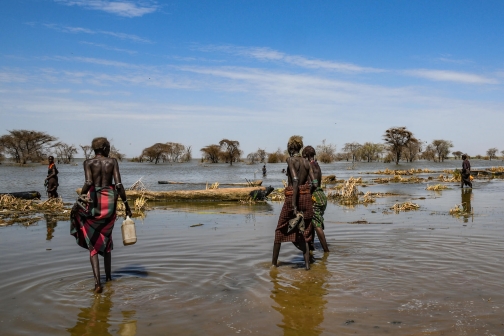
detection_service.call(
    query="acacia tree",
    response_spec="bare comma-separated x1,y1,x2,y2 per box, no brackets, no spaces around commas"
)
316,139,337,163
0,130,57,164
80,145,93,160
343,142,362,164
487,148,498,161
403,139,423,163
431,140,453,162
200,144,221,163
452,151,463,160
54,142,78,164
219,139,241,165
360,142,382,162
383,127,417,165
142,143,169,164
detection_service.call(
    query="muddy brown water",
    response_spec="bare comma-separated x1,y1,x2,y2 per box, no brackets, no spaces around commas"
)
1,161,504,335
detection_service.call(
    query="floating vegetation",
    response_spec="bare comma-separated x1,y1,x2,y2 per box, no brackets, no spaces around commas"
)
449,202,473,218
206,182,220,190
327,177,375,205
391,201,419,212
366,168,433,175
269,188,285,202
426,184,449,191
373,175,424,184
438,171,461,182
488,166,504,172
0,195,70,226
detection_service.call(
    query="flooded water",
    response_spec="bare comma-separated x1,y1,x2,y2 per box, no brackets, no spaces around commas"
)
1,160,504,335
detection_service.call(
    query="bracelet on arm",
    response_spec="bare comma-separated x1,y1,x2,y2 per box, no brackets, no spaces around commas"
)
84,180,93,186
116,182,123,189
122,199,129,204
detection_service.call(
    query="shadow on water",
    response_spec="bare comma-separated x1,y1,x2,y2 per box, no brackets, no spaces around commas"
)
112,265,149,279
67,289,137,336
270,254,330,336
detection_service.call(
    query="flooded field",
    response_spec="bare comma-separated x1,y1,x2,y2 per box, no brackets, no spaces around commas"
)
1,160,504,335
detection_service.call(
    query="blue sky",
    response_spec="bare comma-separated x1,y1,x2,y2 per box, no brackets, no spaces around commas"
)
1,0,504,157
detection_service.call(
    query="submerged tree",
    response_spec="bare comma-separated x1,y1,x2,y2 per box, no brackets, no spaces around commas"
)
487,148,498,161
431,140,453,162
316,140,337,163
267,148,287,163
343,142,362,164
360,142,383,162
219,139,241,165
403,139,423,163
0,129,57,164
452,151,463,160
80,145,93,160
383,127,417,165
54,142,78,164
200,144,221,163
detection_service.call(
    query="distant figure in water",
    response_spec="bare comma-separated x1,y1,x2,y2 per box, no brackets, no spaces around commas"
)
461,154,472,188
272,135,316,270
281,168,286,174
45,156,59,198
302,146,329,253
70,137,132,293
262,164,267,176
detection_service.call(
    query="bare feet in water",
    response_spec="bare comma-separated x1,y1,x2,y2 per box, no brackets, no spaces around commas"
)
94,284,103,293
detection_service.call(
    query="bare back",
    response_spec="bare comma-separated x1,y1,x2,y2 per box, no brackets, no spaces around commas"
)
286,156,312,186
83,156,121,187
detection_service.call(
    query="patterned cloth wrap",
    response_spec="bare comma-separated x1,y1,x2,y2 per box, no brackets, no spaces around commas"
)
274,183,314,245
311,187,327,230
70,185,118,256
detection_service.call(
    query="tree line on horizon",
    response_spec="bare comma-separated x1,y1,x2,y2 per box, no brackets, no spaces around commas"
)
0,128,503,165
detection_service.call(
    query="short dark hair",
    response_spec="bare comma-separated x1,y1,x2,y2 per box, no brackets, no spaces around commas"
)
91,137,110,151
302,146,316,158
462,154,467,160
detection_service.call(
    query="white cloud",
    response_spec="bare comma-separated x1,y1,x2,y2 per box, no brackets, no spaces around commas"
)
80,41,138,54
199,45,384,73
55,0,158,17
43,23,152,43
403,69,498,84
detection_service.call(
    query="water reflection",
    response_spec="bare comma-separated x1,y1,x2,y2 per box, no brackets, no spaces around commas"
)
67,290,137,336
44,214,57,241
461,188,473,222
270,254,330,335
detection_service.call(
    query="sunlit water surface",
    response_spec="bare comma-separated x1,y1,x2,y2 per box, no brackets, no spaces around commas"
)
1,160,504,335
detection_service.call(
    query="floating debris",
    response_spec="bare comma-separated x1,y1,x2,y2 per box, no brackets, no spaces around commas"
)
190,223,204,227
206,182,220,190
128,178,147,191
391,201,419,212
366,168,433,175
426,184,449,191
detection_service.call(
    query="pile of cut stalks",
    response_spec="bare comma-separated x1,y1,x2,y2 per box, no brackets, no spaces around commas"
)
391,201,420,212
0,195,70,226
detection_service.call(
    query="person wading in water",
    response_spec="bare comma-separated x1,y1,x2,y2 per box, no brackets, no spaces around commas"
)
45,156,59,198
302,146,330,253
461,154,472,188
70,137,132,293
272,135,316,270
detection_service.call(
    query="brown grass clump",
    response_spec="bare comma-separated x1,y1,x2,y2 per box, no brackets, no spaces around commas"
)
488,166,504,172
391,201,419,212
206,182,220,190
269,188,285,202
327,177,375,205
368,168,433,175
0,195,70,226
426,184,449,191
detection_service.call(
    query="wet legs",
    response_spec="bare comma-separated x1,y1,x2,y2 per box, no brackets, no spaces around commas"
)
272,242,311,270
104,252,112,282
315,227,330,252
90,254,102,293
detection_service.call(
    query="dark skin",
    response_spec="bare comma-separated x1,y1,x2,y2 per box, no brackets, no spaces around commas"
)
272,144,315,270
303,153,330,253
79,145,132,293
45,156,58,198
